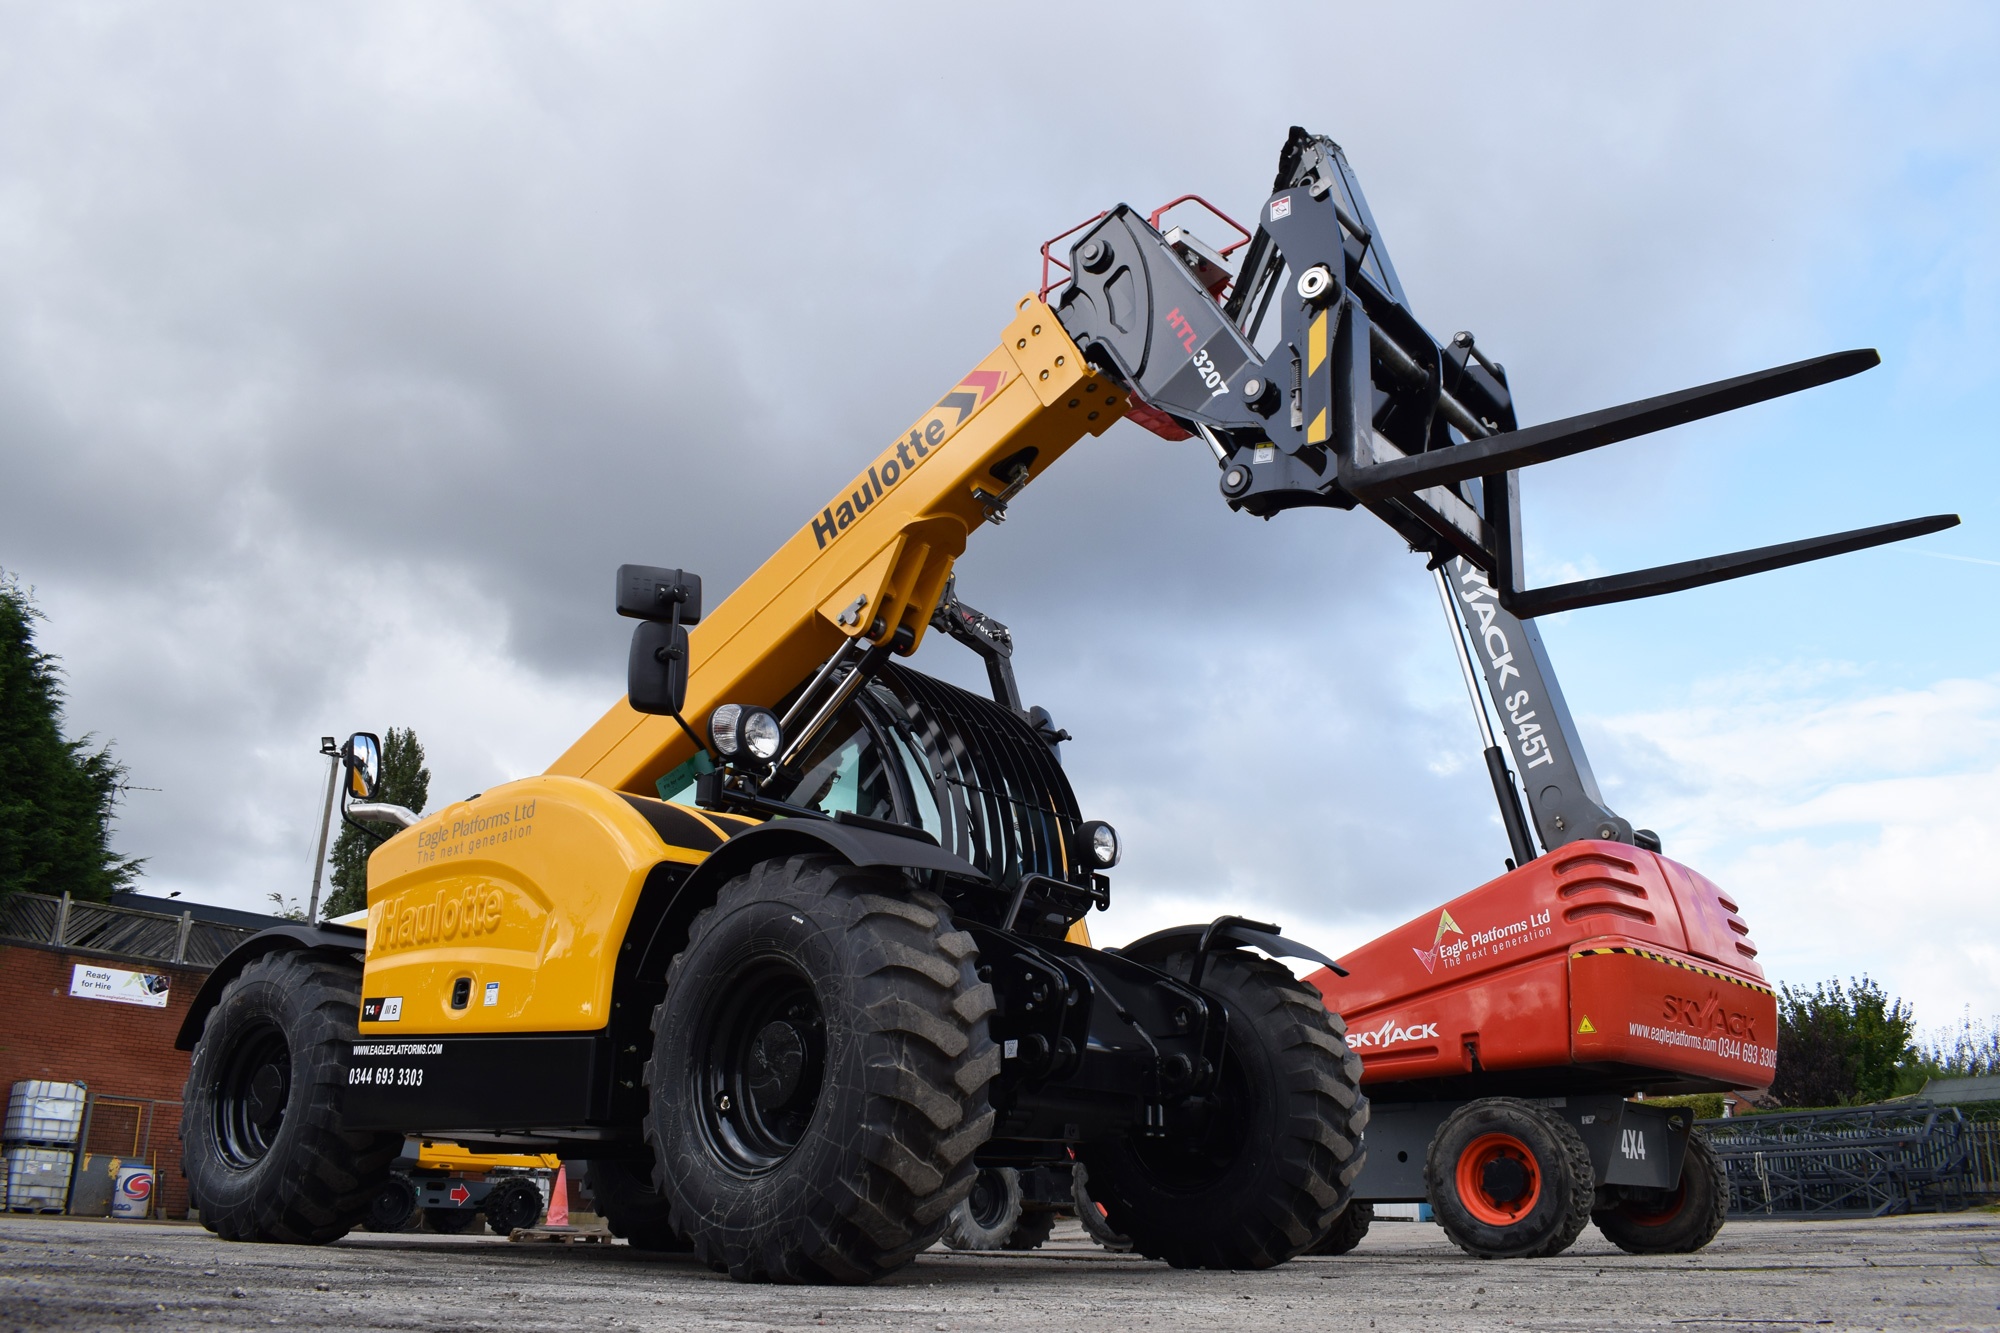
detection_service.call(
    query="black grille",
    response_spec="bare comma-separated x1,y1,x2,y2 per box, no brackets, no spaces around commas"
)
866,664,1084,889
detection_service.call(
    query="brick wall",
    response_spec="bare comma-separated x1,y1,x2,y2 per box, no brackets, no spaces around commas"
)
0,942,206,1219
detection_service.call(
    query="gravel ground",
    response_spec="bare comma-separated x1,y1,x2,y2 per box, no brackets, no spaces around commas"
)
2,1212,1997,1332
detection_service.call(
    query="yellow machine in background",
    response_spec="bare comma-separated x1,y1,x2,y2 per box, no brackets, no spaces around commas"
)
361,1140,557,1236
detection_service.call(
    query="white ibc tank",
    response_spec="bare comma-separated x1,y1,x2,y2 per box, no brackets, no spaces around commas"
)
4,1080,86,1146
3,1145,75,1213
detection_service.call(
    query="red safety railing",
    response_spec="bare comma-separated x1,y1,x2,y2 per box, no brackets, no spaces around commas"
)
1038,195,1253,302
1145,195,1252,257
1034,194,1253,442
1038,211,1109,302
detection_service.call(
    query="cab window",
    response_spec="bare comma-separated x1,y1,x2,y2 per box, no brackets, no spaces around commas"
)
788,708,897,823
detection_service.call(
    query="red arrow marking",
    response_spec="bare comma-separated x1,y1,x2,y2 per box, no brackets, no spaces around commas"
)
960,370,1003,404
449,1184,470,1204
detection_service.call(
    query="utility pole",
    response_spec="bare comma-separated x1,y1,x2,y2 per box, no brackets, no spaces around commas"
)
308,736,340,922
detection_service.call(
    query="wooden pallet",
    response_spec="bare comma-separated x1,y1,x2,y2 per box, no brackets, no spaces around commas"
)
508,1225,615,1245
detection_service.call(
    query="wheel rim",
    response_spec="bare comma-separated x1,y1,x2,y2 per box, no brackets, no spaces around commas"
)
213,1018,292,1168
1456,1131,1542,1226
966,1169,1012,1230
695,955,827,1176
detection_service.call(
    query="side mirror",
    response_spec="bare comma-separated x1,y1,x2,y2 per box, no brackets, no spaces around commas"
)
628,621,690,716
341,733,382,801
617,565,703,624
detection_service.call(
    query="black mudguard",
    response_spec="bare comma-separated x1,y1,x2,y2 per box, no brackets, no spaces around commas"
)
173,923,366,1051
629,817,987,982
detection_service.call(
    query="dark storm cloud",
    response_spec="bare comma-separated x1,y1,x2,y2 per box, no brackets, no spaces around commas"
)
0,1,1987,935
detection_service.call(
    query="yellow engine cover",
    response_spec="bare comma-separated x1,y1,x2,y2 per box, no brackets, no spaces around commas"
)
357,775,730,1036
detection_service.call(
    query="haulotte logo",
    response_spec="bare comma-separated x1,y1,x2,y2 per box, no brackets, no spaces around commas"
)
1411,908,1462,974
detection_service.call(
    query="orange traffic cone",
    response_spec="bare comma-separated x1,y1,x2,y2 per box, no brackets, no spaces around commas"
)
546,1166,569,1227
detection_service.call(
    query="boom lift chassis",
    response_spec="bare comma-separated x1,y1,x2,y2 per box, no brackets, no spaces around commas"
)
174,128,1955,1281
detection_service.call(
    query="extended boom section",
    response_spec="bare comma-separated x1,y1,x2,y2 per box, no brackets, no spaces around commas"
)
551,299,1126,798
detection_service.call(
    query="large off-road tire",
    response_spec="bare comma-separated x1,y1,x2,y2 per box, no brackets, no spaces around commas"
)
1310,1199,1374,1255
1427,1098,1594,1259
1077,951,1369,1269
482,1176,546,1234
645,855,999,1283
585,1158,691,1252
1072,1164,1132,1252
362,1175,418,1233
1593,1129,1728,1255
180,950,400,1244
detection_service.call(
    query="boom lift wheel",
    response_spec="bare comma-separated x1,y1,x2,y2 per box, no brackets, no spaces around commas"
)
1426,1098,1593,1259
1309,1200,1374,1256
180,951,400,1244
645,854,998,1283
362,1174,417,1233
1592,1128,1728,1255
1077,951,1368,1269
482,1175,547,1235
942,1167,1054,1251
584,1158,691,1251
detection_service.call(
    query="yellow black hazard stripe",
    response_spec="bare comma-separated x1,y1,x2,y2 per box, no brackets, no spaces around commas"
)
1570,946,1775,997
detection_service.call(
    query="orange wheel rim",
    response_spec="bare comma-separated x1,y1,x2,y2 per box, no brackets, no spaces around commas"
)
1456,1132,1542,1226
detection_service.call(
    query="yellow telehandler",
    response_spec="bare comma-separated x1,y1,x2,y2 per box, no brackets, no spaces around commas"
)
174,126,1948,1284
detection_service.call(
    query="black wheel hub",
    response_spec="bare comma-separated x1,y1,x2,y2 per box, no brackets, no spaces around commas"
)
214,1020,292,1168
1481,1155,1531,1205
749,1019,808,1106
247,1063,287,1126
697,958,826,1175
967,1168,1010,1229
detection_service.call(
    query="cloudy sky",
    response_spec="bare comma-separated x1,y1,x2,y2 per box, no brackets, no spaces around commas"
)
3,3,1995,1032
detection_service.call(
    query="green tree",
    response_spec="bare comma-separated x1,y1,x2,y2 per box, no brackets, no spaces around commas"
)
1772,976,1916,1107
319,727,429,919
0,571,142,902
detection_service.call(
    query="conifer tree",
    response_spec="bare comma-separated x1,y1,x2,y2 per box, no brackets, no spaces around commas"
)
320,726,429,919
0,571,142,901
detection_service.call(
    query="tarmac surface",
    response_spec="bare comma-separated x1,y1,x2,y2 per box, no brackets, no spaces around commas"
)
2,1211,1998,1333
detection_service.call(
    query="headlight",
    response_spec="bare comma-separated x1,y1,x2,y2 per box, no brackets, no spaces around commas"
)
740,708,783,761
1080,819,1119,869
709,703,743,756
709,703,783,764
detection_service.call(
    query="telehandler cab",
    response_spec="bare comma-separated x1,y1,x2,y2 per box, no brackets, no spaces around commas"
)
176,127,1954,1283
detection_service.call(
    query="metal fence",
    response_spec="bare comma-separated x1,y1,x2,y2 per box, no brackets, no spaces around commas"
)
0,892,259,969
1702,1101,2000,1218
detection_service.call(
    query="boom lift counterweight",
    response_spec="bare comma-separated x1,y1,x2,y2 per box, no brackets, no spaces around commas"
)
174,126,1955,1280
